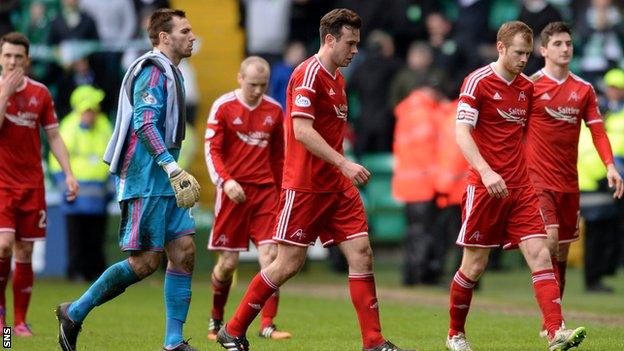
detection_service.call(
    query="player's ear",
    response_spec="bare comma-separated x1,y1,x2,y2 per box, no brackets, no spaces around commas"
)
496,41,505,55
159,31,169,45
539,45,547,58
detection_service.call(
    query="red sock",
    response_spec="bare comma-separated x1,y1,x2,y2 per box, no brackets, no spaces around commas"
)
449,270,476,336
557,261,567,298
532,269,563,338
348,273,385,349
211,272,232,320
13,261,33,325
260,290,279,329
226,271,277,336
0,257,11,316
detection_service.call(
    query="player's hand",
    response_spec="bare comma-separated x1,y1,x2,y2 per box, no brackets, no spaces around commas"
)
169,169,201,208
223,179,246,204
339,159,371,186
606,164,624,199
0,68,24,97
480,168,508,198
65,174,79,202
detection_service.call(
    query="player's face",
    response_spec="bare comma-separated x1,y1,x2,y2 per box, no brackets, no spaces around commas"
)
166,16,195,59
499,34,532,75
540,32,573,66
238,65,269,105
0,42,28,75
330,26,360,68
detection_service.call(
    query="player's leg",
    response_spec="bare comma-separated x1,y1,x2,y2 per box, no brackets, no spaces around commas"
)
57,197,163,351
208,250,239,340
12,240,34,335
338,236,387,349
446,246,488,351
208,183,252,340
257,243,291,339
555,192,581,297
163,232,195,351
0,232,14,330
557,242,570,296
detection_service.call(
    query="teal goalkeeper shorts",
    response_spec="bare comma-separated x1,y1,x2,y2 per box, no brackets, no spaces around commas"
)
118,196,195,251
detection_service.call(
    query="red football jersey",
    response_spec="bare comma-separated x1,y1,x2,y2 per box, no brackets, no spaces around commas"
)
525,70,602,193
457,64,534,188
282,55,352,193
205,90,284,187
0,77,58,189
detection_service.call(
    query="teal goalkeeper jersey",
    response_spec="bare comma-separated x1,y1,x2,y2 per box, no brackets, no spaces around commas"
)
115,63,183,201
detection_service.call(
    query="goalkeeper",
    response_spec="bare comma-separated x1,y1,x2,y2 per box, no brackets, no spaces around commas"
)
56,8,201,351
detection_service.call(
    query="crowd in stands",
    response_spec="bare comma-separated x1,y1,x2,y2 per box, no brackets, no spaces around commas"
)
3,0,624,289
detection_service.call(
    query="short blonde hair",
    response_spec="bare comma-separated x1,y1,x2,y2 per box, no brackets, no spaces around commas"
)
239,56,270,77
497,21,533,48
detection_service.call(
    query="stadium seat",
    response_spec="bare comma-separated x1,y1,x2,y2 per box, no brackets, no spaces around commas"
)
360,153,406,243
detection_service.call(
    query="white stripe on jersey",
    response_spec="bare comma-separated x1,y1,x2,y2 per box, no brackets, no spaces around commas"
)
204,92,236,186
262,94,283,110
462,66,492,98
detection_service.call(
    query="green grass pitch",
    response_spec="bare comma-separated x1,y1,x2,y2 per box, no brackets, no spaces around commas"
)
7,262,624,350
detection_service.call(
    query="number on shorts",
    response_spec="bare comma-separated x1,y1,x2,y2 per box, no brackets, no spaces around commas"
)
38,210,47,228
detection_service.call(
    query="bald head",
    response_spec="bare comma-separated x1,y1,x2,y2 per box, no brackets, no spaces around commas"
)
239,56,270,78
237,56,271,106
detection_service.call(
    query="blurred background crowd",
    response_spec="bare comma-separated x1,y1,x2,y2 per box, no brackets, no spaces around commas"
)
2,0,624,292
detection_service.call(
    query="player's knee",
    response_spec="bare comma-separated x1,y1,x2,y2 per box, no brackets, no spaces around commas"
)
182,250,195,273
461,260,487,280
347,244,374,271
0,242,12,258
129,255,160,278
218,257,238,274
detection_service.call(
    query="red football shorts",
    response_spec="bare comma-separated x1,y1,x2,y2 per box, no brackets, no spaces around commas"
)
208,184,278,251
272,186,369,247
0,187,47,240
535,188,580,243
456,185,546,250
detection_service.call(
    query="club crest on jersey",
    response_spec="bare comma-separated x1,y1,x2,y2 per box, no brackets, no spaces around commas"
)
496,108,526,125
295,94,311,107
263,115,274,126
493,91,503,100
141,91,157,105
518,91,527,101
215,234,228,245
333,104,348,121
568,91,579,102
545,106,579,124
28,96,39,107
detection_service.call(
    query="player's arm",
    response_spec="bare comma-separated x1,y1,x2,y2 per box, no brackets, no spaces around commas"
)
584,88,623,198
204,100,245,204
0,68,24,130
45,127,79,201
133,65,200,207
292,117,370,185
455,102,508,198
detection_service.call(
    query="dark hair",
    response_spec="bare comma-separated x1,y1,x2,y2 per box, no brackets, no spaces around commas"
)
497,21,533,47
148,8,186,46
319,8,361,43
0,32,30,55
540,22,572,47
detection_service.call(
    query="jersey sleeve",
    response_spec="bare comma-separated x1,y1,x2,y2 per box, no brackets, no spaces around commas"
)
290,70,316,120
132,65,174,166
269,111,284,188
456,77,481,127
583,86,603,126
204,100,232,187
41,88,59,130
